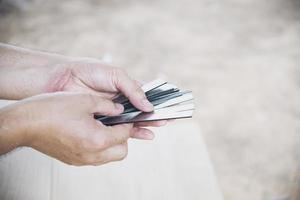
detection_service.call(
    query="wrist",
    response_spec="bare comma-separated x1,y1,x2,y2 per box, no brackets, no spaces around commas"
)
0,102,34,154
0,63,72,99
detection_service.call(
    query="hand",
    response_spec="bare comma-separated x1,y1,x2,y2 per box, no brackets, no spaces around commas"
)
49,58,154,112
0,44,153,112
0,92,154,166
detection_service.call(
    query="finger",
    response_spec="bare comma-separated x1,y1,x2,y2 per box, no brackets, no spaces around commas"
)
88,94,124,116
130,127,155,140
134,120,168,127
87,123,132,152
111,68,153,112
92,142,128,165
76,123,131,155
103,123,133,146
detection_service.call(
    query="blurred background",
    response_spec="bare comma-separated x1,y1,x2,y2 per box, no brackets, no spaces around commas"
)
0,0,299,199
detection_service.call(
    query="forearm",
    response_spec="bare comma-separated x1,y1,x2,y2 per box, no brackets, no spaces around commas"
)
0,43,68,69
0,66,49,99
0,43,70,99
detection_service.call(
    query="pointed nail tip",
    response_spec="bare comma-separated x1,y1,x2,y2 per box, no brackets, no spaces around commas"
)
141,106,154,113
146,135,155,140
115,103,124,111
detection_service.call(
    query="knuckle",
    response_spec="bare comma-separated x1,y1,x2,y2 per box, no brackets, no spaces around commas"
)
74,151,98,165
116,145,128,161
123,131,131,141
80,136,102,151
97,136,111,148
90,154,107,166
130,85,145,100
118,125,132,139
133,85,143,94
87,135,111,150
111,67,127,85
78,140,89,150
101,98,114,109
113,67,126,76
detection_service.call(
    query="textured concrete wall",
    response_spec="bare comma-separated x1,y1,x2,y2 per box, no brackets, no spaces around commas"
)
0,0,300,199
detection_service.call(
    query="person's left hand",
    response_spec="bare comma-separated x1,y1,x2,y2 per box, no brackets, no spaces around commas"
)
49,58,152,111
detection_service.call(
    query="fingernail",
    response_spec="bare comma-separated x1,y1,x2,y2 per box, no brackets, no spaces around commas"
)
115,103,124,111
158,120,168,126
141,98,154,111
141,130,155,140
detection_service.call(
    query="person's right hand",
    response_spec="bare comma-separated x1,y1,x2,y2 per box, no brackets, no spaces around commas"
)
0,92,149,166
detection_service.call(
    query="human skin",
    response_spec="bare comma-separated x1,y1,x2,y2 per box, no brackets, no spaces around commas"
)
0,43,167,165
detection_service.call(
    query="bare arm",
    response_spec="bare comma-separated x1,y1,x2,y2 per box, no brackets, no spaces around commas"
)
0,43,70,99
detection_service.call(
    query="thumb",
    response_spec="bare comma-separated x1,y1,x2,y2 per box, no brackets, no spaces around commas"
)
111,68,154,112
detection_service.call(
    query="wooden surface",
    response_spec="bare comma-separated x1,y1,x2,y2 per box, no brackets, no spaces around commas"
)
0,100,223,200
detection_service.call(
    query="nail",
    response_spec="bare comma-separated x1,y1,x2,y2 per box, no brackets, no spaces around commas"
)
140,130,155,140
115,103,124,111
141,98,154,111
